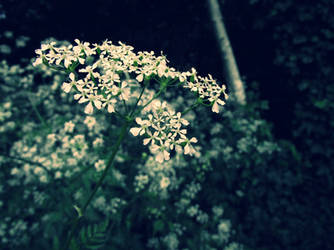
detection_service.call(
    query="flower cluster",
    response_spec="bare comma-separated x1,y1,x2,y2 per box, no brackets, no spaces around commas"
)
130,100,198,162
33,39,228,162
33,39,228,115
10,115,107,183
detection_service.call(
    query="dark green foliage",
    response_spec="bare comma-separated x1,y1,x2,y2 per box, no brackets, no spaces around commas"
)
77,221,108,250
217,1,334,249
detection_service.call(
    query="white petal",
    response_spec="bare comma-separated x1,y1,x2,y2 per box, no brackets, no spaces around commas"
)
155,153,164,163
184,144,190,155
139,129,146,136
69,73,75,81
182,119,189,126
78,97,88,104
33,58,42,66
121,81,127,88
62,82,72,93
175,145,183,154
190,137,198,143
136,74,143,82
150,144,160,153
79,58,85,64
163,150,170,161
180,129,187,134
64,59,71,68
41,44,50,51
217,98,225,105
93,99,102,109
130,127,141,137
107,104,115,113
135,117,143,125
158,67,165,77
84,102,94,114
74,94,81,100
212,101,219,113
143,138,150,145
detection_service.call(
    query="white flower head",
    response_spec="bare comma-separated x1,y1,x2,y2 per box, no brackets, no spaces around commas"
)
64,121,75,133
94,160,106,172
84,116,96,130
160,176,170,189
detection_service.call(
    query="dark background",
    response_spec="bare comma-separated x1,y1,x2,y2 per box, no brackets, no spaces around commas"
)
0,0,294,139
1,0,333,249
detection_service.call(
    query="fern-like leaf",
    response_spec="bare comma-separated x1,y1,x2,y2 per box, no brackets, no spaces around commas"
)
79,220,109,250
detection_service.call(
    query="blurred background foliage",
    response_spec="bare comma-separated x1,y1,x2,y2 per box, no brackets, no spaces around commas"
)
0,0,333,249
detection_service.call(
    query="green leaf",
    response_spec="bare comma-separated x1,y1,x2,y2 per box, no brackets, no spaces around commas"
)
52,236,60,250
314,99,328,109
153,220,165,233
69,238,80,250
79,221,109,250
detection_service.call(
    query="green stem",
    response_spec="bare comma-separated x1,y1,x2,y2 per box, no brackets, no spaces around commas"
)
2,154,52,176
62,120,132,250
181,102,200,116
133,86,164,118
28,95,48,128
129,81,148,118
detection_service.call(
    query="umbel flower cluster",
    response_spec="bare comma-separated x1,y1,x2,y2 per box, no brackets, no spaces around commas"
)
33,39,228,162
130,100,198,162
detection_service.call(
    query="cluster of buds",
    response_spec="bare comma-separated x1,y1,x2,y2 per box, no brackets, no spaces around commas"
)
33,39,228,162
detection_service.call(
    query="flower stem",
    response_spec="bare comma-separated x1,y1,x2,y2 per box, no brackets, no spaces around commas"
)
62,120,131,250
181,101,200,115
28,95,48,128
129,81,148,118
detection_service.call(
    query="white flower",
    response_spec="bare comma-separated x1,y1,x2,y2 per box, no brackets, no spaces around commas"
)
73,39,95,56
55,171,62,179
64,121,75,133
130,117,150,136
93,138,104,148
39,175,48,183
118,81,131,101
79,65,99,79
84,102,94,114
150,141,170,163
84,116,96,130
33,167,44,175
184,137,198,155
211,98,225,113
80,94,102,115
136,73,144,82
61,73,76,93
94,160,106,172
143,130,159,145
102,95,117,113
160,176,170,189
172,112,189,126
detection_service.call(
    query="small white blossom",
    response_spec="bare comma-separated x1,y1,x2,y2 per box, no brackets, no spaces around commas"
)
61,73,76,93
64,121,75,133
84,116,96,130
160,176,170,189
94,159,106,172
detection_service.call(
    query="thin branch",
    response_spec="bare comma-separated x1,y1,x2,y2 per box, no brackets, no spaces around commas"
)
207,0,246,105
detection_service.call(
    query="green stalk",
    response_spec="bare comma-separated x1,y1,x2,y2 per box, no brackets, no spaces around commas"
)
133,87,164,117
62,120,132,250
129,80,148,118
181,102,200,116
28,95,48,128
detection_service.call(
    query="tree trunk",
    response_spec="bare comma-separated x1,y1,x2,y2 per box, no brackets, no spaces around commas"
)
207,0,246,105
